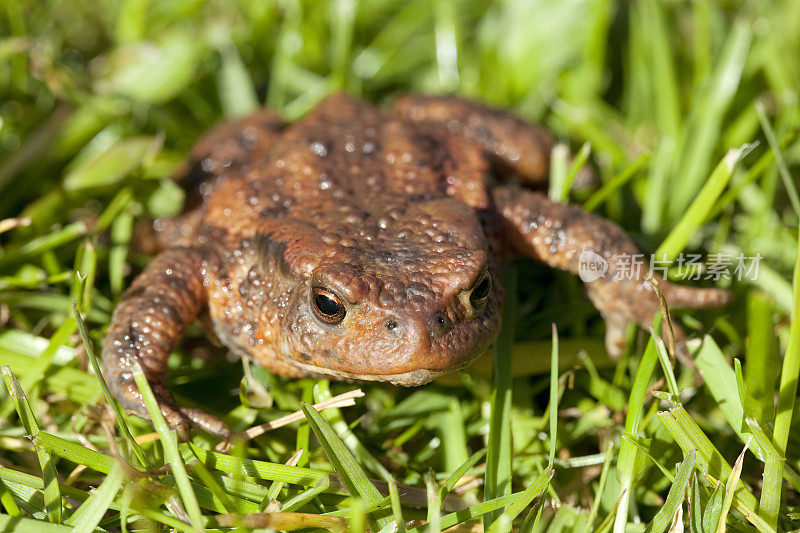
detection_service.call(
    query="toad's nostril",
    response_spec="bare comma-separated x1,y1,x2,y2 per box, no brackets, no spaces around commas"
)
428,312,451,338
386,319,399,331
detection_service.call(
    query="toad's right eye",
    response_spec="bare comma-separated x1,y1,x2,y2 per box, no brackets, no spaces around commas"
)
311,287,346,324
469,272,492,309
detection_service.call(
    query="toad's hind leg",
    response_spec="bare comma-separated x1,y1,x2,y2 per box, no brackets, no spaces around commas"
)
175,108,285,210
101,247,230,440
492,185,732,357
142,109,286,253
393,94,555,184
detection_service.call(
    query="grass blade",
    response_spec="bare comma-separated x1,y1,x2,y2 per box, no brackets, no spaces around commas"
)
438,448,485,502
1,366,62,523
613,334,659,533
132,364,205,532
645,448,695,533
583,153,650,212
656,146,750,263
548,324,559,467
773,228,800,456
66,462,125,532
300,402,391,531
715,438,751,533
388,480,407,533
486,467,553,533
484,266,517,528
73,303,148,468
754,99,800,217
657,406,773,532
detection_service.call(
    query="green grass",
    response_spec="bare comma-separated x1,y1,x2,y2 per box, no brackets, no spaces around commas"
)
1,0,800,531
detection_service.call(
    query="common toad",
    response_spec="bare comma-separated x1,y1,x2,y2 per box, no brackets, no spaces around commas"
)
102,93,731,439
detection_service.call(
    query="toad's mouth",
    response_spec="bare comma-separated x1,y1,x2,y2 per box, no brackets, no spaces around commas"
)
287,357,473,387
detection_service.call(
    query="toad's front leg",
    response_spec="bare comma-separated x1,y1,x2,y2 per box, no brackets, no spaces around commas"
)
102,247,230,440
492,185,732,356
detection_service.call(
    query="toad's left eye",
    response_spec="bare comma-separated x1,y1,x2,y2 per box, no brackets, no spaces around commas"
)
311,287,346,324
469,273,492,308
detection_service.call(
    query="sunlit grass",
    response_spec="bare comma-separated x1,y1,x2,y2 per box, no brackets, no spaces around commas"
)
1,0,799,531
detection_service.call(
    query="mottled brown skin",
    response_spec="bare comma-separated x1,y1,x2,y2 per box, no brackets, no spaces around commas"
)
102,93,731,439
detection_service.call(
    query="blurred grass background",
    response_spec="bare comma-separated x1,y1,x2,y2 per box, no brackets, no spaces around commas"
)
1,0,800,531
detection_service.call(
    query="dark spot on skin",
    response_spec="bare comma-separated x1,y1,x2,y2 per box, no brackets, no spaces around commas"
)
156,301,186,326
162,273,191,295
123,285,147,301
298,352,312,362
254,233,291,275
238,280,250,298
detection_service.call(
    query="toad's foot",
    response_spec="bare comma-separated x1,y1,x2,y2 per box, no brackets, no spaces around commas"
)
112,375,231,441
493,185,732,357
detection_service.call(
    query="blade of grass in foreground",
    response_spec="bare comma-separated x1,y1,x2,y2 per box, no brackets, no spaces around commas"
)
715,439,750,533
301,402,392,531
132,363,205,533
188,443,328,486
768,225,800,528
656,145,751,263
388,480,407,533
694,336,767,458
755,99,800,217
0,514,101,533
438,449,486,503
486,467,553,533
425,470,441,533
745,417,799,490
583,153,650,212
656,406,773,532
744,292,779,426
645,448,694,533
35,431,115,474
667,19,751,220
613,334,659,533
0,317,76,420
312,380,392,481
1,366,62,523
484,266,517,529
548,324,559,468
581,441,614,533
409,490,531,531
65,462,125,533
0,478,21,517
73,302,148,468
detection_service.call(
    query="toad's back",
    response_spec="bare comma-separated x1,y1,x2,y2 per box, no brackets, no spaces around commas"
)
201,93,491,245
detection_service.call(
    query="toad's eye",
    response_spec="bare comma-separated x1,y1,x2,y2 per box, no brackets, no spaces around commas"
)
469,273,492,308
311,287,346,324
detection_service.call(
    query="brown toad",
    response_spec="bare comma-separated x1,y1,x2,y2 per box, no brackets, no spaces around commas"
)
102,93,730,439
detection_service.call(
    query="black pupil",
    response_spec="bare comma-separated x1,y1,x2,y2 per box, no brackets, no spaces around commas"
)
314,291,342,317
471,275,490,303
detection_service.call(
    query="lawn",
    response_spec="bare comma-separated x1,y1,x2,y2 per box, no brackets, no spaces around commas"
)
1,0,799,531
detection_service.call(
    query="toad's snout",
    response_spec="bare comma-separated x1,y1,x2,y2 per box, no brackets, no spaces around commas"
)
369,309,476,376
384,311,452,341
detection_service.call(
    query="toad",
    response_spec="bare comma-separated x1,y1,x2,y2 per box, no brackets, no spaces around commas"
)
102,93,730,439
